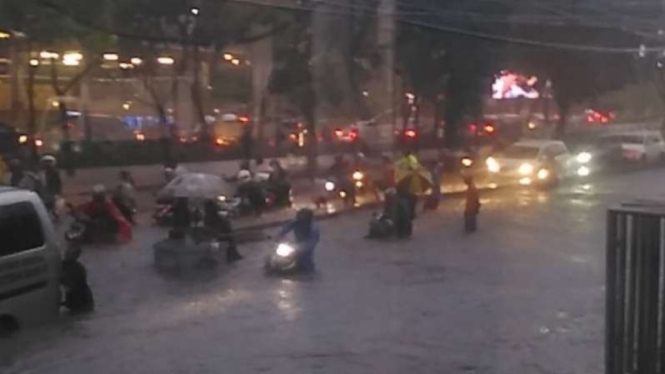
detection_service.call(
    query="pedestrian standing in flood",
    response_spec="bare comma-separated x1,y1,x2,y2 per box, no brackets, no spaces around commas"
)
463,175,481,233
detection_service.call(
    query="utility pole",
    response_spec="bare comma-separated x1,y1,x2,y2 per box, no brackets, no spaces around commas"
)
378,0,396,148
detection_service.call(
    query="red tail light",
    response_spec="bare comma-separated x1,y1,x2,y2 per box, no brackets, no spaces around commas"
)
405,129,417,138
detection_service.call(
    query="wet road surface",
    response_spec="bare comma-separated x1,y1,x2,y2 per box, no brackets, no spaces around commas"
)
2,168,665,373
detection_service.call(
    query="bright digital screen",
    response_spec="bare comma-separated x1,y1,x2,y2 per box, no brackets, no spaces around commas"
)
492,71,540,99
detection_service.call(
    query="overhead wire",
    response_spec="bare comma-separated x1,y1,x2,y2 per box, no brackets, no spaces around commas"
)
28,0,665,54
226,0,662,53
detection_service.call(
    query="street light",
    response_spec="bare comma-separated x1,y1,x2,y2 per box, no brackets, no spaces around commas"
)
0,31,10,39
190,7,199,15
157,56,175,65
103,53,119,61
62,51,83,66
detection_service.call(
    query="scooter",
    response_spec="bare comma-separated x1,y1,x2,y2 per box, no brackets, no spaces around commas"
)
264,242,300,275
61,230,94,314
367,212,395,239
65,210,117,244
153,196,239,226
319,176,357,207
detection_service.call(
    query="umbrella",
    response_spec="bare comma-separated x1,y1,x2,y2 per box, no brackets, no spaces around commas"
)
158,173,234,200
394,157,433,194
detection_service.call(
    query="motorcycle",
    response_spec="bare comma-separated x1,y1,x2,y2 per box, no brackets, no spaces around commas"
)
61,225,95,314
367,212,395,239
264,242,300,275
152,195,238,226
65,211,116,244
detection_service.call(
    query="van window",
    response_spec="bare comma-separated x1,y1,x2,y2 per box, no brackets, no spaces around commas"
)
0,202,45,258
647,134,662,144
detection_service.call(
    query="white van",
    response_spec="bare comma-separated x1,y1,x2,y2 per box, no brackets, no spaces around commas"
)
0,188,61,333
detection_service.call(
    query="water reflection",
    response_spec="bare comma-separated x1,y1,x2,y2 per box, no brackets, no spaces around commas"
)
275,280,300,321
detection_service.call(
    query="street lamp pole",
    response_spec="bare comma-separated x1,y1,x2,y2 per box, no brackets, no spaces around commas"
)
27,58,39,163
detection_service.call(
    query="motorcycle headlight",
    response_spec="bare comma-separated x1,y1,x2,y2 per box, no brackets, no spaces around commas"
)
577,166,590,177
518,163,534,175
355,181,364,188
325,181,336,192
217,195,227,202
352,171,364,181
537,168,550,180
461,157,473,167
576,152,592,164
276,243,295,257
486,157,500,173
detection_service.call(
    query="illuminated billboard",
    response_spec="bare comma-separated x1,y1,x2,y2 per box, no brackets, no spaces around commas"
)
492,70,540,99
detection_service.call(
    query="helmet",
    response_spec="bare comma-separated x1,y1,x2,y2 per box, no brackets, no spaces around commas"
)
237,169,252,182
296,208,314,224
92,184,107,201
40,155,57,165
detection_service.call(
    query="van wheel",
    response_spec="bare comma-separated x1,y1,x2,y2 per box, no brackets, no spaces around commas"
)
0,315,19,337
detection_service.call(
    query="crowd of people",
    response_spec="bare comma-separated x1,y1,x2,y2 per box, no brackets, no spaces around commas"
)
0,149,481,278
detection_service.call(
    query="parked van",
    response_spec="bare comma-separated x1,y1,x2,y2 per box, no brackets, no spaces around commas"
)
0,188,61,333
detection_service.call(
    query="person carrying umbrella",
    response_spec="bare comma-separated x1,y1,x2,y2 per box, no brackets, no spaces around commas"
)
394,150,432,219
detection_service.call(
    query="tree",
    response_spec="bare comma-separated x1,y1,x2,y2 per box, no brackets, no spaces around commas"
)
0,0,112,169
397,23,496,149
269,8,318,174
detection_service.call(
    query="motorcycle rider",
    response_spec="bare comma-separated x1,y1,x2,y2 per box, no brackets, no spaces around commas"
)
275,209,320,273
236,169,266,216
328,155,354,204
268,159,291,207
113,170,137,224
61,246,94,314
78,185,132,243
203,200,243,263
40,155,63,220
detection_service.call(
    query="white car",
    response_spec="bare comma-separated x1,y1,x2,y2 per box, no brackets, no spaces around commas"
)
485,140,590,186
0,188,62,334
597,131,665,163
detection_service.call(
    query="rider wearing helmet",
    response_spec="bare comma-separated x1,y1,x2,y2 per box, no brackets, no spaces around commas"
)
275,209,320,272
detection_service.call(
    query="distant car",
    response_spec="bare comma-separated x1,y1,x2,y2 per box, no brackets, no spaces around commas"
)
485,140,590,186
596,131,665,163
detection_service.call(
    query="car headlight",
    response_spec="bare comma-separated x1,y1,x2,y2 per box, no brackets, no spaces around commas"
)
461,157,473,167
576,152,592,164
486,157,500,173
537,169,550,180
577,166,590,177
217,195,227,202
519,177,532,186
518,163,534,175
276,243,295,257
325,181,336,192
352,171,364,181
355,181,364,188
